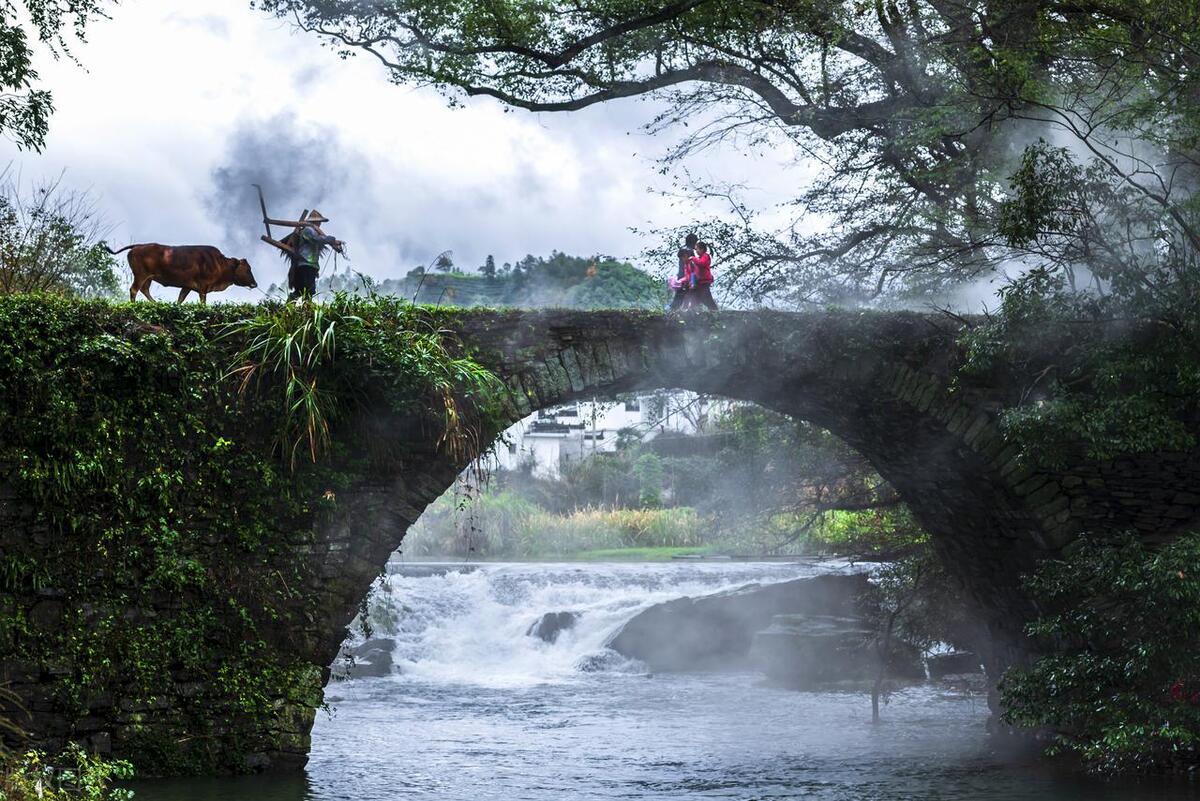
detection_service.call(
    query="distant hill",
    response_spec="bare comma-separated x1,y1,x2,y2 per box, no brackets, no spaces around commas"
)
313,252,667,309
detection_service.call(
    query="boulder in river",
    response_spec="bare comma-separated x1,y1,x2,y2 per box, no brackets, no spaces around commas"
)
750,614,924,687
527,611,580,643
926,651,983,679
606,574,871,671
331,637,395,680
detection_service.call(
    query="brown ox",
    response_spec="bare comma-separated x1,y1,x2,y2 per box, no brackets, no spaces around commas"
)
108,244,258,304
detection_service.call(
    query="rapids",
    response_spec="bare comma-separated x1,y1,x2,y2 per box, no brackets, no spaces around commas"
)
132,561,1199,801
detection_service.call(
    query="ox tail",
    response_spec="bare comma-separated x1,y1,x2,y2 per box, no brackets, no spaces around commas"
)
104,243,137,256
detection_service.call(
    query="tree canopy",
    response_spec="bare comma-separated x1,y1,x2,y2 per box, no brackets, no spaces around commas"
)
260,0,1200,310
0,0,112,151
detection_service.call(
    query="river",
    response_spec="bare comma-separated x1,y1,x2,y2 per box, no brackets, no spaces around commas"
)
133,561,1199,800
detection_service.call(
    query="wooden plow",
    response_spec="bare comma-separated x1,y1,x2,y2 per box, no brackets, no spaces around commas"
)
252,183,309,257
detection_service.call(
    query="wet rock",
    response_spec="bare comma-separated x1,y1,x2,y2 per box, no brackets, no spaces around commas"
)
331,637,395,680
926,651,983,679
750,614,924,687
939,673,989,695
527,611,580,643
606,574,870,671
575,651,631,673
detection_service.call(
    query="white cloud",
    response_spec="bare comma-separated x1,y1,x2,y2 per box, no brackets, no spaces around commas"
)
2,0,810,301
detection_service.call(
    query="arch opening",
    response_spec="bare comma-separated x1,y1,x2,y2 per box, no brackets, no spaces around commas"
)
305,383,1014,795
297,309,1080,776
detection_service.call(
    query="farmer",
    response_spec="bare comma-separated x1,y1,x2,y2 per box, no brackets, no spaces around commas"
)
285,210,344,300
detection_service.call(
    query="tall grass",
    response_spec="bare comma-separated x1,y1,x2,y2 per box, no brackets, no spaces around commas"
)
224,294,504,469
226,300,348,467
403,491,709,558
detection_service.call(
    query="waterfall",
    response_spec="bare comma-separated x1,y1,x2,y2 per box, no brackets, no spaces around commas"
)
344,561,849,688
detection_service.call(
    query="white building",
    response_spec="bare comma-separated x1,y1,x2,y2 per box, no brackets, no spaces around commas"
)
489,392,709,479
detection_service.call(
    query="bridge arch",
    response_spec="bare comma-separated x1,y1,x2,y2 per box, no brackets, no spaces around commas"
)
274,307,1200,775
9,302,1200,773
311,310,1076,692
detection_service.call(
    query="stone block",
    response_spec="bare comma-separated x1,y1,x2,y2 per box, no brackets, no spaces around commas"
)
963,414,991,446
559,349,586,393
947,406,971,434
1033,493,1069,517
590,342,616,384
1013,474,1049,497
916,384,939,412
542,356,572,396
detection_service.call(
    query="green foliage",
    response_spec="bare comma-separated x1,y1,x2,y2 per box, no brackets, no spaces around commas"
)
867,546,972,656
226,299,348,467
263,0,1200,308
1001,534,1200,774
0,1,112,151
957,270,1200,468
0,175,120,297
0,295,503,774
556,453,639,509
472,400,919,556
1,746,134,801
569,546,709,561
997,140,1199,322
632,453,663,508
0,296,318,773
321,253,666,310
803,506,926,555
693,405,910,551
403,491,707,558
226,294,505,468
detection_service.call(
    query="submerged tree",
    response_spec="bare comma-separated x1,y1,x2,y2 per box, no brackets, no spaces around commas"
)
258,0,1200,309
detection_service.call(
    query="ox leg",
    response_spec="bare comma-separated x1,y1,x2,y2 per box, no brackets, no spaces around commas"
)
140,281,154,302
177,288,190,304
129,282,138,302
199,293,208,306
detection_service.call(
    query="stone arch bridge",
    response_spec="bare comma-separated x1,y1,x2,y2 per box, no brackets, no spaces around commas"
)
7,307,1200,772
256,309,1200,769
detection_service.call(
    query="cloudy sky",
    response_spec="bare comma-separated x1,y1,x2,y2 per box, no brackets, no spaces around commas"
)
0,1,805,300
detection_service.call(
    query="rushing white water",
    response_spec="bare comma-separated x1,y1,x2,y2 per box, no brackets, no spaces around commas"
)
353,560,848,687
133,561,1200,801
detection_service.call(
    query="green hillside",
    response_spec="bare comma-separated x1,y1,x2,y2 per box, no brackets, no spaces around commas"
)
318,252,666,309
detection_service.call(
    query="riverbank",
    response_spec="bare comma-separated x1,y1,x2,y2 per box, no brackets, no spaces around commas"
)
399,493,916,562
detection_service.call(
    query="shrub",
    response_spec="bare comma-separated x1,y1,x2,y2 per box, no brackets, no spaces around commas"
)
402,497,707,558
225,294,505,468
1,746,134,801
0,172,120,298
1001,533,1200,773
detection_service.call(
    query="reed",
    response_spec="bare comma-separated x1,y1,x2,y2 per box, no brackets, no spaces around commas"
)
404,493,709,558
223,294,503,469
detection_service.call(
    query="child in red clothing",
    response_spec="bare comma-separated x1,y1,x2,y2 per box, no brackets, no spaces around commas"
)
684,242,718,309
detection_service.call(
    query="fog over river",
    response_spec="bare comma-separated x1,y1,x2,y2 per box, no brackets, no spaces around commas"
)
133,562,1198,800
